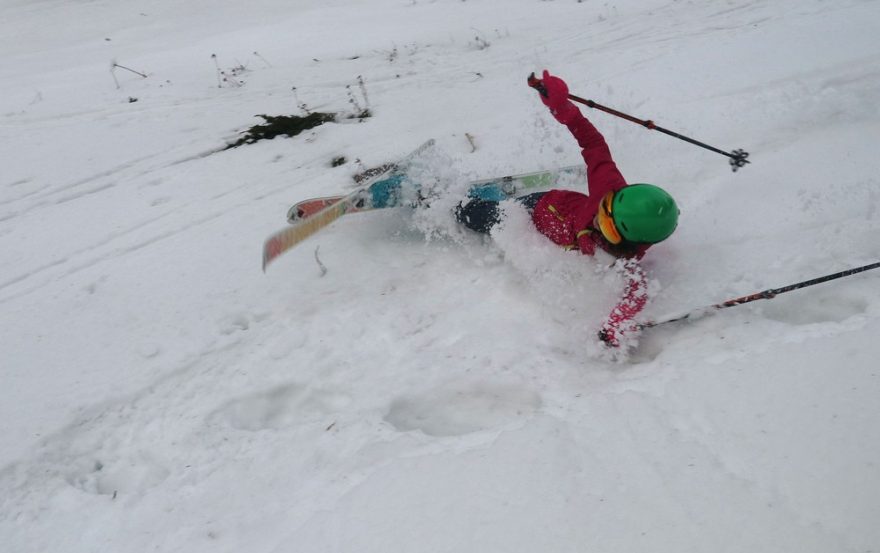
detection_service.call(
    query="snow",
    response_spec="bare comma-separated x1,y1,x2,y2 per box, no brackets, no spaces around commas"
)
2,0,879,551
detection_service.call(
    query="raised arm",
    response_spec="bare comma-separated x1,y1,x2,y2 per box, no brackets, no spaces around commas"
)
535,70,626,198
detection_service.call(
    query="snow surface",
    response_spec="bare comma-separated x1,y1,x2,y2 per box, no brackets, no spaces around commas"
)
2,0,880,551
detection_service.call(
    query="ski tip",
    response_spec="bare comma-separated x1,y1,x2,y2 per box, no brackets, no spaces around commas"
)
262,236,280,272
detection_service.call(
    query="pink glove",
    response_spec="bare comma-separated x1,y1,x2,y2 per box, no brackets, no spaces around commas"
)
598,325,622,348
538,70,578,125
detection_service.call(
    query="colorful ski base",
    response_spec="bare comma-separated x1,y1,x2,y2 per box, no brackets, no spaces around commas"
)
286,164,587,224
287,194,370,222
263,140,435,271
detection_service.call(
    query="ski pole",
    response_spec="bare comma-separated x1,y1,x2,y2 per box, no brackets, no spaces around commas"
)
527,72,750,172
639,261,880,330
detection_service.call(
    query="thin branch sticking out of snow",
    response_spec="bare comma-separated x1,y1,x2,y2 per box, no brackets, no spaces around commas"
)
314,246,328,276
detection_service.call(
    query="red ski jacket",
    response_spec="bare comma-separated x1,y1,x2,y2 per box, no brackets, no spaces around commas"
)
532,110,650,260
532,106,650,345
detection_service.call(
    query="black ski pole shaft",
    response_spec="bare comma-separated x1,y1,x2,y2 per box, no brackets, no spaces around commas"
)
527,72,750,172
639,261,880,330
571,95,741,157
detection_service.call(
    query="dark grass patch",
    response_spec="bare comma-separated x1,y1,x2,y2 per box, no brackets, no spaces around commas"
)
225,112,336,149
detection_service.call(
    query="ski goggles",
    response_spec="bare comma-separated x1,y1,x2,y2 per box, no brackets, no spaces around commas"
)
596,191,623,245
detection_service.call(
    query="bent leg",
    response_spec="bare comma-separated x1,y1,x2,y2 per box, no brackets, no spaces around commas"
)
455,192,547,234
455,198,502,233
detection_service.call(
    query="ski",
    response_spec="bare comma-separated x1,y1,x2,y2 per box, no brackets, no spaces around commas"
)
262,140,436,271
286,164,587,223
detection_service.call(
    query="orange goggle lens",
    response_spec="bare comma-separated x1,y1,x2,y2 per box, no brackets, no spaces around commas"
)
597,192,623,244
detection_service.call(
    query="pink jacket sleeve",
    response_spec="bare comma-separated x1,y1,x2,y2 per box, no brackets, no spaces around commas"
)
561,106,627,198
600,261,649,346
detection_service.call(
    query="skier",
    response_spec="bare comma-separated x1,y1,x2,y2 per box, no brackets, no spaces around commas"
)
455,70,679,347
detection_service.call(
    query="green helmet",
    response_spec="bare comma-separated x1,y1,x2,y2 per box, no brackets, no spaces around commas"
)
611,184,679,243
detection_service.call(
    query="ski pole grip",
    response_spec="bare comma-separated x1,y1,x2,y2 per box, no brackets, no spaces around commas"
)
527,72,548,97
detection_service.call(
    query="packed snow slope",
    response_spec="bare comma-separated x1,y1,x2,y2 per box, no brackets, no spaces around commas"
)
2,0,879,551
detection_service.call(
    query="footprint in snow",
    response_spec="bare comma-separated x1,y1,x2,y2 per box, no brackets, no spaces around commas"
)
215,383,351,431
218,312,272,336
219,313,251,335
65,451,170,497
384,384,542,437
